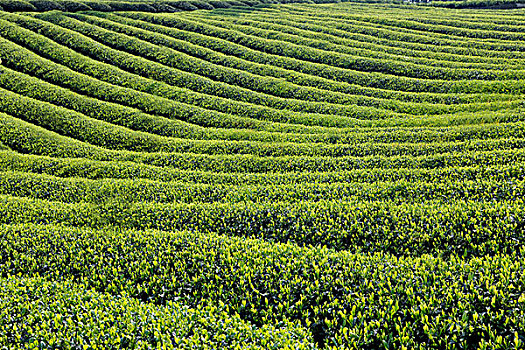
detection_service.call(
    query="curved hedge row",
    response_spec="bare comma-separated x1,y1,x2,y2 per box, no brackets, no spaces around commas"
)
1,150,524,185
73,10,525,84
29,11,503,121
3,79,524,158
72,11,516,114
3,98,525,152
278,6,525,51
0,276,314,349
2,169,525,206
340,5,525,30
118,13,525,93
186,15,525,80
3,113,525,173
196,9,525,66
109,12,525,104
428,0,525,9
1,194,525,257
1,224,524,348
0,18,374,131
0,0,315,13
271,5,525,58
2,18,522,133
74,11,525,122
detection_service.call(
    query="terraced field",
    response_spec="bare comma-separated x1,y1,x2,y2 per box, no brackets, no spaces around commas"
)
0,2,525,349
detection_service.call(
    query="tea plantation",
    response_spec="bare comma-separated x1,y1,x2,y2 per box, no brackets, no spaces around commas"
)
0,1,524,349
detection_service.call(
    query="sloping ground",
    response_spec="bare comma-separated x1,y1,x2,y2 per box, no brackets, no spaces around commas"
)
0,3,525,348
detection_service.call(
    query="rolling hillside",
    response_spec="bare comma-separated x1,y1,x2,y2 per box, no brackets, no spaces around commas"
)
0,2,524,349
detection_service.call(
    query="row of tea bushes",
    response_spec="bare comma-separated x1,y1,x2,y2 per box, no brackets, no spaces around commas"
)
198,9,525,67
97,12,525,104
10,16,474,132
2,51,525,139
0,0,315,13
125,14,525,93
1,150,524,185
185,15,525,80
73,11,510,115
65,10,525,85
3,79,524,158
427,0,525,8
0,276,315,349
280,7,525,40
1,195,524,257
16,12,440,120
1,5,525,348
3,114,525,173
1,224,524,348
1,169,525,205
0,23,352,132
4,12,523,133
341,4,525,25
277,5,525,54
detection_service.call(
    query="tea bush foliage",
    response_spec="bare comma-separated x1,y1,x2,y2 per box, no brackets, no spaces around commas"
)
0,2,524,349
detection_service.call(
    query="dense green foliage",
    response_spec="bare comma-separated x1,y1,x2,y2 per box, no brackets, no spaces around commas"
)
0,275,314,349
1,0,522,14
1,224,524,349
0,2,524,349
425,0,525,9
0,0,342,13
